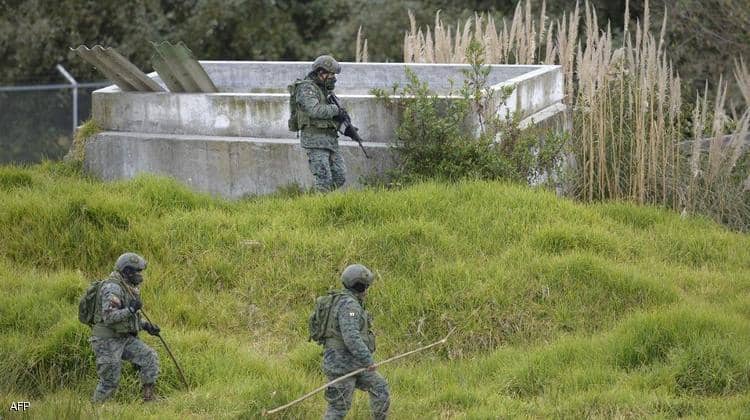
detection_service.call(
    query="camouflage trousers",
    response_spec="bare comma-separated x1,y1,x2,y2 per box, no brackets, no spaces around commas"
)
323,350,389,420
90,335,159,402
305,147,346,193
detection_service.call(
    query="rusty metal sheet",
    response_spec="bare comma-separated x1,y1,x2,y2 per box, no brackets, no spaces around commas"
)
150,41,218,93
71,45,164,92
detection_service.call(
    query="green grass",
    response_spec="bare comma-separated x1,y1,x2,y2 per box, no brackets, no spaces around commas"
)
1,162,749,419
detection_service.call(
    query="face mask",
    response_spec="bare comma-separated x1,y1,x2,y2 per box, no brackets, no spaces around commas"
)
350,282,368,293
324,76,337,91
124,269,143,286
130,272,144,286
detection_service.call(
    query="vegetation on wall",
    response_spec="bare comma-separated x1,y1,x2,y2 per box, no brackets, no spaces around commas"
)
373,41,566,186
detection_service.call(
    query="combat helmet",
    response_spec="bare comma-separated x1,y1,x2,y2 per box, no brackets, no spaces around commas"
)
341,264,374,290
114,252,147,273
312,55,341,74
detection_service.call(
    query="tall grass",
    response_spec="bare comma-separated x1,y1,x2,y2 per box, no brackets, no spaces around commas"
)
362,0,750,230
1,165,749,417
685,73,750,229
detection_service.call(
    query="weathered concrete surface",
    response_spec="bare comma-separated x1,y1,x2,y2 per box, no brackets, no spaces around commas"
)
198,61,539,94
496,66,565,119
93,92,403,142
85,131,391,198
85,61,569,198
519,103,571,132
92,62,564,143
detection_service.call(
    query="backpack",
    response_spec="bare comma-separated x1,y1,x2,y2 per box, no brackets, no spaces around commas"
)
309,291,345,345
78,279,106,326
287,79,304,132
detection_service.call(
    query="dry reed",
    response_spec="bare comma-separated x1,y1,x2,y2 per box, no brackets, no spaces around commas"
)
359,0,750,228
355,26,368,63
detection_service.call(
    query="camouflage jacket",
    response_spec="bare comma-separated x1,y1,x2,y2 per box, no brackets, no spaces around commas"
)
296,76,339,150
92,271,144,338
326,289,376,367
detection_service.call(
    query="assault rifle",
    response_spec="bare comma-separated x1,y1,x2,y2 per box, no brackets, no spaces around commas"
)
328,93,370,159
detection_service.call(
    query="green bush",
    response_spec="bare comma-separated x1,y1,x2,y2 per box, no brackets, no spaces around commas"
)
374,41,566,186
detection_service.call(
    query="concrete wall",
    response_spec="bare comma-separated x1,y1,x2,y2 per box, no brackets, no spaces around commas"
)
198,61,539,94
85,61,569,198
495,66,565,119
92,62,562,143
92,62,563,143
93,92,404,142
85,132,391,198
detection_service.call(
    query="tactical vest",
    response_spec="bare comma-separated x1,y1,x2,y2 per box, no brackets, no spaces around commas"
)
290,78,338,131
325,292,376,353
91,273,141,338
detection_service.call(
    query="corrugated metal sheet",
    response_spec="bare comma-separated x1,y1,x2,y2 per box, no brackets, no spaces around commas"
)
150,41,218,93
71,45,164,92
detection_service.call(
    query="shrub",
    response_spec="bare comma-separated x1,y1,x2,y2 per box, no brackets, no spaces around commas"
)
63,119,100,164
374,40,565,186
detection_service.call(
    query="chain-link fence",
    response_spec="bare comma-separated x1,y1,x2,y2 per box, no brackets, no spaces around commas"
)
0,80,109,164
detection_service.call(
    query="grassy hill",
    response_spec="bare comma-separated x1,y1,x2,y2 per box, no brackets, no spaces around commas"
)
1,163,749,419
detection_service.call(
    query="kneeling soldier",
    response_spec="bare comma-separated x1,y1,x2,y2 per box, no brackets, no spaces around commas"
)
90,252,160,402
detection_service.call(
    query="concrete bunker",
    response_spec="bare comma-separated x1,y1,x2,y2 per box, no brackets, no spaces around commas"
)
85,61,567,198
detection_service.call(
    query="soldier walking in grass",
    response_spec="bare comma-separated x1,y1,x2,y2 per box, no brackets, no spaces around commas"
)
310,264,390,419
86,252,161,402
288,55,348,192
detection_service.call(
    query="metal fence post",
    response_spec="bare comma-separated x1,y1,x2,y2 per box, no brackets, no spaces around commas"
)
56,64,78,135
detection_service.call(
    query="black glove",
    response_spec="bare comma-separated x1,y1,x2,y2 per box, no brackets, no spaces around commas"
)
335,107,348,123
128,298,143,314
143,322,161,336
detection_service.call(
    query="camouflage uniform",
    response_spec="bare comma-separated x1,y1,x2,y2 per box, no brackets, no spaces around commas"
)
90,271,159,402
305,146,346,192
323,289,390,419
294,56,347,192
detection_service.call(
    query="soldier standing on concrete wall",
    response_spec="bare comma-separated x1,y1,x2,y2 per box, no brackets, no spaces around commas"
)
289,55,347,192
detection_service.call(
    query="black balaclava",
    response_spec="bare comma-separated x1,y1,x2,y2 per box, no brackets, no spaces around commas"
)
323,75,336,91
347,281,368,301
121,267,143,286
313,70,336,91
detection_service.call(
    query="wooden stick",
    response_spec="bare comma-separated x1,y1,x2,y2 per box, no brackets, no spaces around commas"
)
263,328,456,416
139,308,190,390
120,283,190,390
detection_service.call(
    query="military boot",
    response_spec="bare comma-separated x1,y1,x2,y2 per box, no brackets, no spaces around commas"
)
142,383,156,402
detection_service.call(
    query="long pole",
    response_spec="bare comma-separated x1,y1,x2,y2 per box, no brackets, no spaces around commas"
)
55,64,78,135
138,308,190,390
263,328,456,416
119,282,190,390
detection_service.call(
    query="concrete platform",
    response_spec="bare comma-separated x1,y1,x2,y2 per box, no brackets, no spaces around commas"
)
85,61,569,198
85,131,390,198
